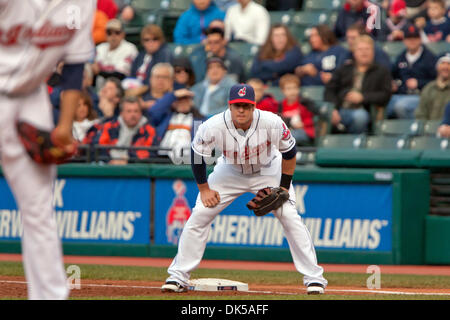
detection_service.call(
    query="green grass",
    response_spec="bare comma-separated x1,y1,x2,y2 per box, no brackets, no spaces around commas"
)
0,261,449,300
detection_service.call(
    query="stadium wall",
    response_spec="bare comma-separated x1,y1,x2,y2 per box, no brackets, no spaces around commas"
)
0,164,446,265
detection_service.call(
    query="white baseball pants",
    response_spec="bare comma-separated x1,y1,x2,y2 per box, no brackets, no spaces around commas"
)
167,154,327,288
0,85,68,300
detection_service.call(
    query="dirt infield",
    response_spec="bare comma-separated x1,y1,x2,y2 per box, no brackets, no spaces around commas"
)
0,254,449,299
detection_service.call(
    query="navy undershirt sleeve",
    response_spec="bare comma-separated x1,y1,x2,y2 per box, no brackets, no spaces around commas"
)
281,145,297,160
60,63,84,91
191,148,207,185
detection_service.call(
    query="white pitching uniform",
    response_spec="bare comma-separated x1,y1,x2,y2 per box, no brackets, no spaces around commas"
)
0,0,95,299
166,109,328,288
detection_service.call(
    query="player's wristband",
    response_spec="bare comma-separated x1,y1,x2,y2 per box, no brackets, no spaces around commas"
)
280,173,293,190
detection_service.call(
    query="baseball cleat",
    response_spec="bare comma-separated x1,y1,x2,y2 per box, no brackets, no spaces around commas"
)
307,283,325,295
161,281,187,293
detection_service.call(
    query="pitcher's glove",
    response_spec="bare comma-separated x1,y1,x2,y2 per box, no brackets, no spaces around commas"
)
246,187,290,216
16,121,78,164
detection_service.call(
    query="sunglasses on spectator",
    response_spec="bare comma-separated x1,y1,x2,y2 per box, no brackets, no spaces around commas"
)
143,37,160,42
107,30,122,36
174,68,187,74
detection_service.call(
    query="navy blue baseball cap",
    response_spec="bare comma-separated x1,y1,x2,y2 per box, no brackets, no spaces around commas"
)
228,84,256,105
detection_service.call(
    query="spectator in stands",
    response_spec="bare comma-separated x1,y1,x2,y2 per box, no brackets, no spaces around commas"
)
423,0,450,42
97,0,119,19
92,19,138,90
172,57,197,89
388,24,438,118
295,24,349,86
191,57,237,117
97,77,124,120
141,63,175,110
97,96,157,165
325,35,392,134
279,74,316,146
250,24,304,85
333,0,371,40
190,27,246,83
345,22,392,69
130,25,173,85
50,64,100,126
93,8,109,45
173,0,226,45
73,92,99,143
375,0,410,41
265,0,303,10
146,88,206,159
224,0,271,45
437,101,450,137
415,53,450,120
247,78,280,114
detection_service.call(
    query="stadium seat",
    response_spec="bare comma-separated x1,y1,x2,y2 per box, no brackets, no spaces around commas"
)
381,42,405,62
318,134,366,148
167,43,200,57
410,136,450,150
290,25,310,42
131,0,164,11
291,11,329,27
303,0,343,11
425,42,450,57
423,120,442,136
301,86,325,102
269,11,297,26
166,0,192,11
265,86,284,101
228,42,260,57
365,136,409,149
375,119,424,137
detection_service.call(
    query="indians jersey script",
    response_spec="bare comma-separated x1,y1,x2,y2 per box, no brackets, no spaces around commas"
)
192,109,296,175
0,0,95,95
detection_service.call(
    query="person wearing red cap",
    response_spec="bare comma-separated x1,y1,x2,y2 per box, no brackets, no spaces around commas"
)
161,83,328,295
375,0,410,41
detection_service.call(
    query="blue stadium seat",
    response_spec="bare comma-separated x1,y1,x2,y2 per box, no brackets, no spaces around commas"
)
375,119,424,137
365,136,409,150
303,0,343,11
318,134,366,148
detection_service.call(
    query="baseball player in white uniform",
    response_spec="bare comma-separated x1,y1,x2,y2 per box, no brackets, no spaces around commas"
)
0,0,95,299
162,84,328,294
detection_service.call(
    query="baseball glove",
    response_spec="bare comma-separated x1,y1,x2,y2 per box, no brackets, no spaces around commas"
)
16,121,78,164
246,187,290,216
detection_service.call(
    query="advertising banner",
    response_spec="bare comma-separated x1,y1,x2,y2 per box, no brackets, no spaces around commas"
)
154,179,392,252
0,178,151,244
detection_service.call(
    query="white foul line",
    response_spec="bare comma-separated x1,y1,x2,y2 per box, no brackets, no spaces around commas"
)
1,280,449,297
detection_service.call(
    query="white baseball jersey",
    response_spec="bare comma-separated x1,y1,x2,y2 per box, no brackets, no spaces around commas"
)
0,0,95,96
192,109,296,175
95,40,138,76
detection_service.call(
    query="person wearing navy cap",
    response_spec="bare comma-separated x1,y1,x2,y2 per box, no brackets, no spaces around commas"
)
388,23,438,119
161,83,328,295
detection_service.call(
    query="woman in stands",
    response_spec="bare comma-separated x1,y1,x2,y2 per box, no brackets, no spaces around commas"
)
295,24,349,86
130,24,174,85
250,23,304,85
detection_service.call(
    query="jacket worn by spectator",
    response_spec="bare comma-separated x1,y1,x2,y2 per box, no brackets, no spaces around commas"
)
250,46,304,85
334,2,371,40
300,45,349,86
130,44,174,85
279,97,316,139
191,75,237,117
173,3,225,45
95,116,156,161
325,61,393,113
147,92,206,147
414,79,450,120
392,45,438,94
190,45,246,83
